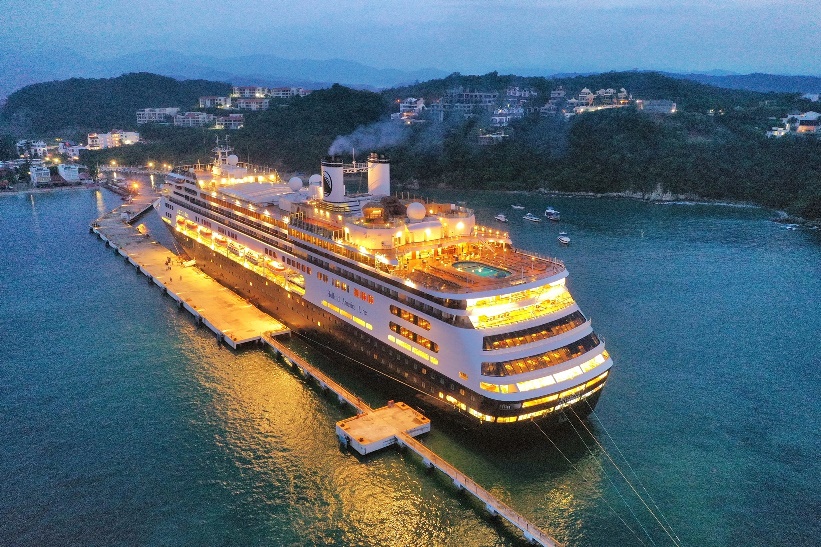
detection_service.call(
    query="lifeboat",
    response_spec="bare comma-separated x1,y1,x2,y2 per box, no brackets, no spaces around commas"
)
200,228,212,237
214,234,227,246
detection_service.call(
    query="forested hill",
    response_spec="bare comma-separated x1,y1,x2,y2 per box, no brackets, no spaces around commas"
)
1,73,230,135
3,70,819,219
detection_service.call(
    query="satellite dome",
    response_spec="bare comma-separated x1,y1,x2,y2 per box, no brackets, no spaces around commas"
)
288,176,303,191
308,174,322,185
227,154,239,166
406,202,426,221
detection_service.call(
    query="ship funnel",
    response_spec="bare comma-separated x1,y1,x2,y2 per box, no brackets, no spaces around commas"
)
367,153,390,196
321,158,345,203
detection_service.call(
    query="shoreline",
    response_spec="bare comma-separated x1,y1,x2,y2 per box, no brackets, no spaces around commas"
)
0,184,99,198
397,181,821,227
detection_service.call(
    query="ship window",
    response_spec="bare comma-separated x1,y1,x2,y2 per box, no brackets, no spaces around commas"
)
481,333,602,377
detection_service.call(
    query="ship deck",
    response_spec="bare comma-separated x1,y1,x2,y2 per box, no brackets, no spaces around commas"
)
395,243,564,293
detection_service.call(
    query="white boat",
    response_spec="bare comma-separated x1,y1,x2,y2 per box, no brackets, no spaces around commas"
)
511,204,525,209
558,232,570,245
544,207,561,221
494,213,508,222
155,140,612,430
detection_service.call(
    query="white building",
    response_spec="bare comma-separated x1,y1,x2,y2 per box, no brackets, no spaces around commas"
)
215,114,244,130
231,86,269,98
16,140,48,158
787,111,821,134
173,112,216,127
57,164,81,182
550,87,566,100
269,87,311,99
491,107,524,127
136,107,180,124
577,88,595,105
58,141,88,157
87,131,140,150
234,98,270,111
29,165,52,186
198,96,232,108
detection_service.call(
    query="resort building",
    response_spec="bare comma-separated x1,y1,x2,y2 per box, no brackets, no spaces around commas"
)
87,131,140,150
234,98,271,111
16,140,48,158
57,164,81,182
215,114,245,130
199,96,232,109
29,164,52,186
136,107,180,125
173,112,216,127
636,100,677,114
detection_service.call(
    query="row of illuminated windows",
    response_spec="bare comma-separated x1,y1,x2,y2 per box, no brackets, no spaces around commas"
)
464,373,608,424
333,279,348,292
387,334,439,365
322,300,373,330
480,350,609,394
482,310,586,350
474,289,575,329
389,304,432,330
481,332,601,377
389,322,439,353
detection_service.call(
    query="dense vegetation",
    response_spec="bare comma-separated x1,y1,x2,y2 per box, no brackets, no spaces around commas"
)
1,71,819,219
0,72,230,137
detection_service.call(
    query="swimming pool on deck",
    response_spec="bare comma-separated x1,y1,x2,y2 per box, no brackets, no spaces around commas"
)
452,261,512,278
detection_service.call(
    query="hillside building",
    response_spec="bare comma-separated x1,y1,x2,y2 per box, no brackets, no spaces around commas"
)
136,107,180,124
215,114,244,130
173,112,216,127
87,131,140,150
198,96,232,109
16,140,48,158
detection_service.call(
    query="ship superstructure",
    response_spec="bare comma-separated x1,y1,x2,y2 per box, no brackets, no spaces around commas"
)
156,142,613,427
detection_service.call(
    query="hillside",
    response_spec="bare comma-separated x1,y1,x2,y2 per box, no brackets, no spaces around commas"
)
6,70,819,219
673,73,821,94
0,73,230,136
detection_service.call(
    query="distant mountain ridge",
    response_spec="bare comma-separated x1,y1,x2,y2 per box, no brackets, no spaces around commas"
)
0,48,448,97
671,73,821,94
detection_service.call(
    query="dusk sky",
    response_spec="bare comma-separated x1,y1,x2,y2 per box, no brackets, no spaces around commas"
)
6,0,821,75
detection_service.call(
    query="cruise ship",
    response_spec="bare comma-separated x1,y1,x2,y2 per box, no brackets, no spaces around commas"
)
155,142,613,428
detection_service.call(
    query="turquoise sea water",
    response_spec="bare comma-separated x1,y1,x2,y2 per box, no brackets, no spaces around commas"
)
1,188,819,546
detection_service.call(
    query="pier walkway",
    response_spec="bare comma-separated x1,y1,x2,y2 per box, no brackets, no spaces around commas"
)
263,336,559,546
397,432,561,546
91,193,289,348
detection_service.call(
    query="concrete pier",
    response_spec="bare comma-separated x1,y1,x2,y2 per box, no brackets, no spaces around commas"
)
91,193,289,348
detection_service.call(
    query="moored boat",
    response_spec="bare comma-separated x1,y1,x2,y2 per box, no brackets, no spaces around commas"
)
558,232,570,245
495,213,508,222
523,212,542,222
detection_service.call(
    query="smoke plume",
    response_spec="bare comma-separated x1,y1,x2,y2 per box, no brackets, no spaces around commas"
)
328,120,410,156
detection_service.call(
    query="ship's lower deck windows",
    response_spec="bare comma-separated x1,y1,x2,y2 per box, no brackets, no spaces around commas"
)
480,351,610,394
321,300,372,330
481,332,601,376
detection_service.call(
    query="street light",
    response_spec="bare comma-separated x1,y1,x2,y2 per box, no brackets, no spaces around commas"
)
110,160,117,167
148,162,154,168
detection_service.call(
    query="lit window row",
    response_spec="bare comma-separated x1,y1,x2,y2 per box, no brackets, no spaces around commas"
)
469,279,565,308
389,322,439,353
321,300,373,330
460,374,608,423
473,289,575,329
333,279,349,292
480,351,610,394
482,310,587,350
387,334,439,365
389,304,432,330
481,333,601,376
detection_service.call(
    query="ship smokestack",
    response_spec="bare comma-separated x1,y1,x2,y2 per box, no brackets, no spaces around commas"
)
367,153,390,196
321,157,345,203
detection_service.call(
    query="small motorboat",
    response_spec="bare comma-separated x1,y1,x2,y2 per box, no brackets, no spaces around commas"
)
511,204,525,209
558,231,570,245
495,213,508,222
544,207,561,221
523,213,542,222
